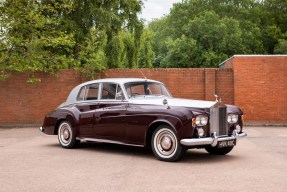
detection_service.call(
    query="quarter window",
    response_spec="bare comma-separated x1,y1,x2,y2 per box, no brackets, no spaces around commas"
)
77,83,99,101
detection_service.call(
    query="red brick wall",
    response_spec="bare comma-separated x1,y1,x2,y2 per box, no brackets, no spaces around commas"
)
0,68,233,124
1,55,286,125
103,68,234,104
232,55,287,123
0,70,84,125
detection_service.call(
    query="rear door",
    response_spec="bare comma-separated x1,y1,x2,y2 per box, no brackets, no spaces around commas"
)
93,83,127,142
76,83,100,137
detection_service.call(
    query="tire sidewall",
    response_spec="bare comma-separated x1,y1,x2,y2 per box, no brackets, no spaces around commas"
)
58,121,78,148
151,125,183,162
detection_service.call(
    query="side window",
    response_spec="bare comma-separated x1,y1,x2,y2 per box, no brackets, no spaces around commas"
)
101,83,124,100
86,84,99,100
77,84,99,101
125,84,144,98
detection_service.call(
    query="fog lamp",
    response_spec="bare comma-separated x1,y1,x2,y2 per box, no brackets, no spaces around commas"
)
197,128,204,137
236,125,241,132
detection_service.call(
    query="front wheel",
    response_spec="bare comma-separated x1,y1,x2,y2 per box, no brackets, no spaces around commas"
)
205,146,233,155
151,125,185,162
58,121,80,149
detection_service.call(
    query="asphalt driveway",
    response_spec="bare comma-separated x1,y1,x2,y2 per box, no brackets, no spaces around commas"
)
0,126,286,192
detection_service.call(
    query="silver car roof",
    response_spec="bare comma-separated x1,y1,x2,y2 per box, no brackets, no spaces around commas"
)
76,78,161,86
61,78,164,107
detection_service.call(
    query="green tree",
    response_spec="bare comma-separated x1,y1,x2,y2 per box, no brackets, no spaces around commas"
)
148,17,172,67
78,28,107,79
0,0,145,81
0,0,75,81
161,35,198,68
138,29,155,68
274,39,287,54
121,30,135,68
106,33,125,68
148,0,287,68
64,0,144,67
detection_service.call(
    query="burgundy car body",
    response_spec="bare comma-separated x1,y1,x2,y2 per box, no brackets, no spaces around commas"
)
40,78,247,161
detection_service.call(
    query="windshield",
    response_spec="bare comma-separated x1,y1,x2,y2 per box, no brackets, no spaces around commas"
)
124,82,172,99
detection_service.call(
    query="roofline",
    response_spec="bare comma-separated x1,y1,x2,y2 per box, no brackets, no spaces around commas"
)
77,78,163,87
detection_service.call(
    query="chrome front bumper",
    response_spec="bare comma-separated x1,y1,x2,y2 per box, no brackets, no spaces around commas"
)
180,130,247,147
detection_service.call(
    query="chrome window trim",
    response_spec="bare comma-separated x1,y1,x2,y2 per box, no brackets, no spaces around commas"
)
98,82,128,101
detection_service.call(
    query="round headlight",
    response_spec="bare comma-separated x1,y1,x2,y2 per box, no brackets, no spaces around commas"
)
200,116,208,125
232,114,238,122
228,114,238,123
227,115,231,122
195,115,208,126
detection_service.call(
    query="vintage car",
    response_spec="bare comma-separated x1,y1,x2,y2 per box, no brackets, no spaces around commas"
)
40,78,247,162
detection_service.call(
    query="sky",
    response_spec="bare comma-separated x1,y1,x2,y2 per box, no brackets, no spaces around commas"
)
140,0,182,23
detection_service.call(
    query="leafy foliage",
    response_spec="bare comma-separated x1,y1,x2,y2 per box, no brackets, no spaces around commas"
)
1,0,286,80
0,0,76,78
138,29,155,68
148,0,287,68
78,28,107,79
0,0,150,81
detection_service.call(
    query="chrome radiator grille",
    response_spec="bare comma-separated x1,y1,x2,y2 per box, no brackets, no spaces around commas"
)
210,106,228,136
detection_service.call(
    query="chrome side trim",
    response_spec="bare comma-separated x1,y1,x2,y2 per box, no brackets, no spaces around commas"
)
180,130,247,147
76,137,144,147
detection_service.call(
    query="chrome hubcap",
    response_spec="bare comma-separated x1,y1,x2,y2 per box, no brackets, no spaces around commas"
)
155,128,177,157
161,136,172,150
63,129,70,140
58,122,72,146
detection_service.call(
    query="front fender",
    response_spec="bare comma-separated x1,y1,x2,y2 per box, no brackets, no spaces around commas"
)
145,111,195,147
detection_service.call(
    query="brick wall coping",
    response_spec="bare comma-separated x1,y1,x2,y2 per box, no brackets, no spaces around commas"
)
219,54,287,67
233,54,287,57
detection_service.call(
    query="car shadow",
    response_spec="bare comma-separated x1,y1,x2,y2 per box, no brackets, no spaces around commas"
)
181,149,239,163
78,142,155,159
45,142,239,163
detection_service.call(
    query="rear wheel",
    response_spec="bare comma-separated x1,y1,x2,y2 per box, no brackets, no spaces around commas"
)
205,146,233,155
58,121,80,149
151,125,185,162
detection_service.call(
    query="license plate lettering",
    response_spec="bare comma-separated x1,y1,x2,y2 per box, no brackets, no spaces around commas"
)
217,140,236,148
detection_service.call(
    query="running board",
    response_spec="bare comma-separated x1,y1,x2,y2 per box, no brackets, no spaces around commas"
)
76,137,143,148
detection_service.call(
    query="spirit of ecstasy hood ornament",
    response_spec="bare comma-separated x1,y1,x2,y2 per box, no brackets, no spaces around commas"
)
215,94,222,104
214,95,219,102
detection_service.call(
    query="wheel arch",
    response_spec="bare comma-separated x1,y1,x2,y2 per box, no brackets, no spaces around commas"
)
54,114,77,135
145,120,177,148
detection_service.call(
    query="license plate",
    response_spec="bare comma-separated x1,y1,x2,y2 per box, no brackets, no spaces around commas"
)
217,140,236,148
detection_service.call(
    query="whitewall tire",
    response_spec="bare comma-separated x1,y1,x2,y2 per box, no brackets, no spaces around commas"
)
151,125,185,162
58,121,80,149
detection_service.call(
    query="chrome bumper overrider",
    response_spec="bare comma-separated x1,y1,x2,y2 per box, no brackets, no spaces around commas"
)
39,126,44,132
180,130,247,147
